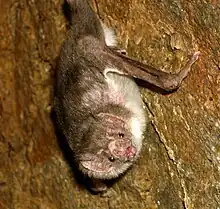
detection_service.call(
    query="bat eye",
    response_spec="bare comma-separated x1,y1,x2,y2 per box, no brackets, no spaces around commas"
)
108,156,115,162
118,133,124,138
121,51,126,55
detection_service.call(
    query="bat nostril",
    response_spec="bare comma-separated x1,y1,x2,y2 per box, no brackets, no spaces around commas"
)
126,146,136,158
118,133,124,138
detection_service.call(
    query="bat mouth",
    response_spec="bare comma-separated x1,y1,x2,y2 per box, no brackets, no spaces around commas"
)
108,139,137,160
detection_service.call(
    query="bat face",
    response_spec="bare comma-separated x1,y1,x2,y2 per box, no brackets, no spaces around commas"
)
78,112,137,179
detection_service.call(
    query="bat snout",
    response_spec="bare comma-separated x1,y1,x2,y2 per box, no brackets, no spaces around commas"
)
108,139,137,160
125,145,136,158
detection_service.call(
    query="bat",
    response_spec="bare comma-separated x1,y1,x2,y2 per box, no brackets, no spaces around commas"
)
54,0,200,192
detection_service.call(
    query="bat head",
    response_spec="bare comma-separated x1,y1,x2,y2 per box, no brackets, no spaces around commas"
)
77,111,137,179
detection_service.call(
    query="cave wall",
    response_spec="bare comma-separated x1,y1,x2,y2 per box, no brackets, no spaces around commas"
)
0,0,219,208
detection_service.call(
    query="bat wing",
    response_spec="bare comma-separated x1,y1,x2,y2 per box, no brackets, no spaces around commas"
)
104,49,200,91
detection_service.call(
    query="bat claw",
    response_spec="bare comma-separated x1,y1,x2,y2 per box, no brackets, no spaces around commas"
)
192,51,201,61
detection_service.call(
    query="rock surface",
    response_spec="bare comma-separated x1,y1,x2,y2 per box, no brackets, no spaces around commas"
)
0,0,219,208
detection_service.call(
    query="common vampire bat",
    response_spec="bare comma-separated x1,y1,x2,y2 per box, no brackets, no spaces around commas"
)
54,0,200,192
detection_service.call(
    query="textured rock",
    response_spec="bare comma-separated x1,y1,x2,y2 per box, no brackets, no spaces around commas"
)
0,0,219,208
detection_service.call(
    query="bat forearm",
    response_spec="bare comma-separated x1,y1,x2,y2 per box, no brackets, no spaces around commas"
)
107,48,200,91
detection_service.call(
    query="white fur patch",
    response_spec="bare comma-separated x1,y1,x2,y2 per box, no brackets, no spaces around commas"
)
130,117,142,141
101,23,117,47
130,116,145,154
104,70,146,154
